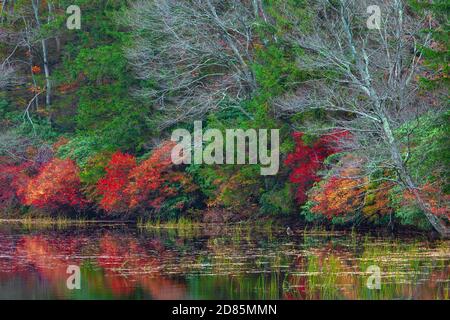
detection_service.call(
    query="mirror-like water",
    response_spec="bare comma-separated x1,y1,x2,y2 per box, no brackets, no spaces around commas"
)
0,222,448,300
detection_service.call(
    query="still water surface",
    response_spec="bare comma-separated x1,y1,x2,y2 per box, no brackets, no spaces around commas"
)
0,222,448,299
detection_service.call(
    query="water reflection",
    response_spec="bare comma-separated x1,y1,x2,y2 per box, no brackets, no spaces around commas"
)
0,223,448,299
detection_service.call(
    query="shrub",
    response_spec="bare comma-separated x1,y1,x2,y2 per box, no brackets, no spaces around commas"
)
96,152,136,212
23,158,85,210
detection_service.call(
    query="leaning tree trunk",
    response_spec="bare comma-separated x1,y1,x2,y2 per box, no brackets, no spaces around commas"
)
381,114,449,238
403,175,450,238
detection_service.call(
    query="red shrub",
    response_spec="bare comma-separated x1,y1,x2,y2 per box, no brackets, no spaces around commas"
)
0,163,21,209
125,141,192,210
23,158,85,209
96,152,137,212
0,159,32,209
285,131,348,204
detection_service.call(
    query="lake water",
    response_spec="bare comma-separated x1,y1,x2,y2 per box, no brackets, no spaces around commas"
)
0,222,448,299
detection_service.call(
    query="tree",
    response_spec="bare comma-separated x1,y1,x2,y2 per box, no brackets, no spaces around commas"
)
277,0,449,237
30,0,54,108
123,0,267,128
311,175,365,218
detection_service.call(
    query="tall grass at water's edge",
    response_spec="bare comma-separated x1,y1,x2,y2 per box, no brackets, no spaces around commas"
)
0,216,89,229
137,217,201,229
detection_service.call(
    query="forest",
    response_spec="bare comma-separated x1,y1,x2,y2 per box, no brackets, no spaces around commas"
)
0,0,448,237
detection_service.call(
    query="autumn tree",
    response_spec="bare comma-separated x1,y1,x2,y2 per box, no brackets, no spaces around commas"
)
277,0,449,237
23,158,85,210
125,141,196,213
123,0,268,129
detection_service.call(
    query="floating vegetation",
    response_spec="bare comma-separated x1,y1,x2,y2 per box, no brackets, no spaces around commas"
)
0,222,448,299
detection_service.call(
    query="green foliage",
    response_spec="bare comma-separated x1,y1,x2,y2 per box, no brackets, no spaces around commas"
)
390,186,432,230
410,0,449,88
398,111,450,191
301,200,327,223
56,135,106,168
260,184,294,216
252,45,306,97
79,151,113,185
51,1,151,152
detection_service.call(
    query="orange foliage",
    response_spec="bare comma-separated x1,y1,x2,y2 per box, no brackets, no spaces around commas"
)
57,82,79,94
125,141,194,210
28,85,43,94
362,182,393,217
23,158,85,209
403,182,450,219
310,156,396,218
310,157,366,217
31,65,41,74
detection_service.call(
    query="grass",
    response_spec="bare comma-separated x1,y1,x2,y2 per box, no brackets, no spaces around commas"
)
137,217,201,230
0,216,90,230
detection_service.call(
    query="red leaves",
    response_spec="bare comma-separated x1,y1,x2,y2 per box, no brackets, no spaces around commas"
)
97,152,137,212
0,160,33,209
126,141,178,210
23,158,85,209
96,141,194,213
0,162,22,209
1,140,192,214
285,131,348,204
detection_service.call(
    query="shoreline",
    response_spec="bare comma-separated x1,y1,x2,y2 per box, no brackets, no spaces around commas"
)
0,217,438,239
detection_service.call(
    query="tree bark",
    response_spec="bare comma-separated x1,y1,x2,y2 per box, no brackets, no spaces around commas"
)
31,0,51,109
380,113,449,238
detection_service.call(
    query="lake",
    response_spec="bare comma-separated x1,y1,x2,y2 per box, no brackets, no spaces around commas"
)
0,222,448,299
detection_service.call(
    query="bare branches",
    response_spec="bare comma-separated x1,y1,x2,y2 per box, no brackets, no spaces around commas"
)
275,0,448,236
123,0,260,129
0,63,18,88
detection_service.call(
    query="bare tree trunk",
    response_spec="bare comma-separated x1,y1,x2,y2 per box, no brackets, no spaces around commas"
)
0,0,7,24
47,1,60,57
41,39,50,108
27,44,39,109
380,113,449,238
31,0,51,109
55,36,60,54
